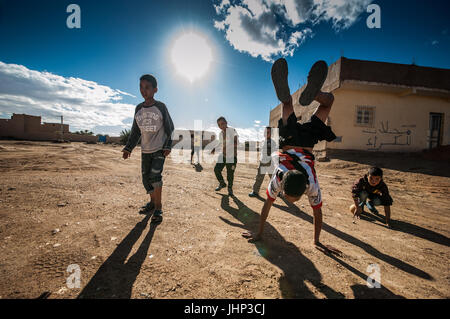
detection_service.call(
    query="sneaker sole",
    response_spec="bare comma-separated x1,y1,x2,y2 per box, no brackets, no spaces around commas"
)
271,58,291,103
299,60,328,106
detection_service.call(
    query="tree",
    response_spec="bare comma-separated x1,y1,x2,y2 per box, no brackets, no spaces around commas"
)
120,129,130,145
73,130,94,135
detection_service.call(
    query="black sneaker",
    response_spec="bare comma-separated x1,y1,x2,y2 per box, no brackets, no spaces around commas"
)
228,187,234,196
215,182,227,191
248,191,258,198
271,58,291,103
151,210,163,223
299,60,328,106
139,201,155,214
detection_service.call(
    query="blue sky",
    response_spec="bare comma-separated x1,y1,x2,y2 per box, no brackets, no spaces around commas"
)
0,0,449,139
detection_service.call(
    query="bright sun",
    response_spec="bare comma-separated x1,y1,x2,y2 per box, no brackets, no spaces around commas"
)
171,32,213,82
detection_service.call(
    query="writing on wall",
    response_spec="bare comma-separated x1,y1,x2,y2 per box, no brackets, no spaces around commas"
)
363,121,415,150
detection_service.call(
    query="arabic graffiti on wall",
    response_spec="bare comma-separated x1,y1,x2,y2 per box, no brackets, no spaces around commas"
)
362,121,414,150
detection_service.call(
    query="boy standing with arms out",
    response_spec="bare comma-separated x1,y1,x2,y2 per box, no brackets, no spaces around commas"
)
214,116,239,196
350,166,393,227
249,126,277,198
243,58,339,253
122,74,174,223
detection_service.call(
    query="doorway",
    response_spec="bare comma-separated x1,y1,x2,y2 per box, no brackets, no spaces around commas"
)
429,113,443,149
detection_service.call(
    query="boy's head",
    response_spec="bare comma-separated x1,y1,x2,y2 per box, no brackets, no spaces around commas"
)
265,126,272,139
217,116,228,131
368,166,383,187
140,74,158,100
281,170,308,203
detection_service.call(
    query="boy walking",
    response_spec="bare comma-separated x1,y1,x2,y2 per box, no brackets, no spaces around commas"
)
248,126,277,198
122,74,174,223
243,58,339,253
214,116,239,196
350,166,393,227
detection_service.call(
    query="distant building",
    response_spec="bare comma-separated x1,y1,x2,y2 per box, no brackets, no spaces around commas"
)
0,113,120,143
172,129,216,149
269,57,450,152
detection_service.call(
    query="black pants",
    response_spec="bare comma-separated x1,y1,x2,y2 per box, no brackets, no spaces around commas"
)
278,113,336,148
214,156,237,188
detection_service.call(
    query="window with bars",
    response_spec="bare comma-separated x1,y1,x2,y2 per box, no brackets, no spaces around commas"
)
355,106,375,127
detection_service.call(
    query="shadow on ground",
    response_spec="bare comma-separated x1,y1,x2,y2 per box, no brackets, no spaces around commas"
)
255,197,432,281
219,194,345,299
78,214,158,298
327,149,450,178
360,211,450,247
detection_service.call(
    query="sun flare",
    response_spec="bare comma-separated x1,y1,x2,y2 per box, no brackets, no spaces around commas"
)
171,32,213,82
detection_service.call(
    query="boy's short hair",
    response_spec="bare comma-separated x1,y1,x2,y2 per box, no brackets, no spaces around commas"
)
368,166,383,177
140,74,157,88
282,170,307,197
217,116,227,123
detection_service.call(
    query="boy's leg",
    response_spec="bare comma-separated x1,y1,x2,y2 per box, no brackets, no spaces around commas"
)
270,58,296,124
357,191,369,212
313,91,334,124
367,195,382,214
151,187,162,211
196,147,201,163
214,161,226,187
147,151,165,221
225,159,237,191
370,195,392,226
299,60,328,107
251,163,265,194
141,153,154,198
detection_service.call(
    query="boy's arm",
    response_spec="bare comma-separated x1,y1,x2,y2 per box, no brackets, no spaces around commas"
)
380,182,393,226
312,206,342,255
379,182,393,206
313,207,322,245
242,198,273,240
161,103,175,152
351,177,364,198
384,205,392,227
281,96,295,125
123,115,141,154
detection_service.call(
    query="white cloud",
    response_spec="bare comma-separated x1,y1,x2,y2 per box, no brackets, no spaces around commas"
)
213,0,372,61
312,0,373,29
0,61,137,136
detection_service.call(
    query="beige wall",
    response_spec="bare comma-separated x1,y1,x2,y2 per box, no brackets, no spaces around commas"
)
327,88,450,151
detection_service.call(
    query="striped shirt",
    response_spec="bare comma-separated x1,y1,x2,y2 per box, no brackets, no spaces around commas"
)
266,148,322,209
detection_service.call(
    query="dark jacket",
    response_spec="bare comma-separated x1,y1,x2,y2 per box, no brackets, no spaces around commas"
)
351,174,393,206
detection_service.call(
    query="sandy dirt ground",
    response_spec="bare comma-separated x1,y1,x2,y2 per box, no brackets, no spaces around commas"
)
0,141,449,299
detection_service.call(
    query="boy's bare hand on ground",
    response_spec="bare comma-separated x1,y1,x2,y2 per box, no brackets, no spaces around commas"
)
353,206,362,219
242,231,261,242
122,150,131,160
315,242,343,256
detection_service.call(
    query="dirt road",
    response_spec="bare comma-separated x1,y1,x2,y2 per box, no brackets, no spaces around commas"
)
0,141,448,298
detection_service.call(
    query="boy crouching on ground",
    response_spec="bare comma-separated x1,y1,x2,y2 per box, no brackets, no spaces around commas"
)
350,166,393,228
